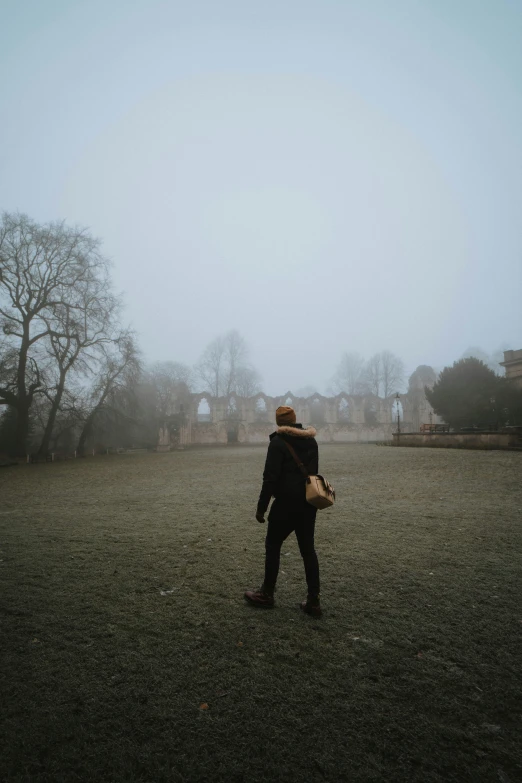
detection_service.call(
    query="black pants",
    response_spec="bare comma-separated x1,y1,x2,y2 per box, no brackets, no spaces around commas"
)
263,513,320,598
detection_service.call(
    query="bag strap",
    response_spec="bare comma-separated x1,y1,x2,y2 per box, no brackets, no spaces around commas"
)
280,437,310,480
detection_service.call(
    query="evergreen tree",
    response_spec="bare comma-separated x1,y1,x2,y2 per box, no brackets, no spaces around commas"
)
425,358,503,430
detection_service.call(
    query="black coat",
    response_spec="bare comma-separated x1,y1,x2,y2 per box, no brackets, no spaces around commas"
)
257,424,319,521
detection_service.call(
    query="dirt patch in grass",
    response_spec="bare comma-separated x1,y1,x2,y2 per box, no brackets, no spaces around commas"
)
1,445,521,782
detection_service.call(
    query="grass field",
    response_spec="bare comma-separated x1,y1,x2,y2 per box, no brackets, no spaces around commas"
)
1,444,521,783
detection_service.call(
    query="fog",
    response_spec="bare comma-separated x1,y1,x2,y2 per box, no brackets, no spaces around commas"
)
1,0,521,394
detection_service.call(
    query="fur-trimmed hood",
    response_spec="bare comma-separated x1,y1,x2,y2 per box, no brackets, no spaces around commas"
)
276,425,317,439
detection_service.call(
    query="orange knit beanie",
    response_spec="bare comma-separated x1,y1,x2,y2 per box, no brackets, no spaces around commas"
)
276,406,296,426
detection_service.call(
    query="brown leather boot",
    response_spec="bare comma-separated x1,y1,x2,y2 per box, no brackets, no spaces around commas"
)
244,587,275,608
301,595,322,617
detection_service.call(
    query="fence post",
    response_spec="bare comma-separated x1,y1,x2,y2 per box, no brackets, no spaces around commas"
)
51,453,54,462
26,454,30,464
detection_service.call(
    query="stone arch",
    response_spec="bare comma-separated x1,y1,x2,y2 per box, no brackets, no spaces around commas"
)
227,394,239,417
309,395,326,426
337,394,351,422
364,396,379,427
196,395,212,422
226,395,241,443
254,394,269,422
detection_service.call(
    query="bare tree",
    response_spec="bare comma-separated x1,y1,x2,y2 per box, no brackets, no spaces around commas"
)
379,350,405,397
235,366,262,397
330,352,365,395
0,212,109,456
195,329,253,398
360,354,382,397
222,329,249,399
37,281,120,455
147,360,193,418
359,351,405,397
195,335,225,396
76,331,140,455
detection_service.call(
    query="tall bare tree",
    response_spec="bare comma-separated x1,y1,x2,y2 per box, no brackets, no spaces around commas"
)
360,353,382,397
0,212,109,455
76,331,140,455
195,329,253,398
379,350,405,398
330,352,365,395
235,366,262,398
38,284,121,456
222,329,248,399
147,360,193,418
195,335,225,397
359,351,405,398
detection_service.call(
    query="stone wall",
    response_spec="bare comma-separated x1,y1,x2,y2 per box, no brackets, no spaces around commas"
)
392,431,521,450
157,389,440,447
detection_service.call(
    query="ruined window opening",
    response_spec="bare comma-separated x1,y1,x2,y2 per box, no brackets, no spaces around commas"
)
338,398,350,422
227,397,239,442
310,400,326,426
255,397,268,421
227,396,239,419
197,398,211,422
364,399,378,427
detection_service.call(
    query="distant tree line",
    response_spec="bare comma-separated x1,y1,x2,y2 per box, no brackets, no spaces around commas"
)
328,350,406,398
2,212,519,455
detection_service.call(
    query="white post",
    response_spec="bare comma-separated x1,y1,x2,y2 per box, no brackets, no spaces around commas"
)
92,449,95,457
51,453,54,462
74,451,77,458
26,454,30,464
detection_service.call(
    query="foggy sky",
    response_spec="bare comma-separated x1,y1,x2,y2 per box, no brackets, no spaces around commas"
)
1,0,521,395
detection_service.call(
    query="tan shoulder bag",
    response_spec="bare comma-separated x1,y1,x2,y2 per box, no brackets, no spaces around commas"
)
281,438,336,510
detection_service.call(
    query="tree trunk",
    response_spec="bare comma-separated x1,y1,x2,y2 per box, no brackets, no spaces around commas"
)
38,377,66,456
12,399,29,457
76,386,110,456
13,326,31,457
76,410,96,456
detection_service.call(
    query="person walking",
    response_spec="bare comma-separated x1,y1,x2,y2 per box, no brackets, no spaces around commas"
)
244,405,322,617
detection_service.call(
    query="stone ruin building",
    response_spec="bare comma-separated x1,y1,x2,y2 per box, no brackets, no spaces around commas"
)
500,349,522,389
154,352,521,449
157,386,440,449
